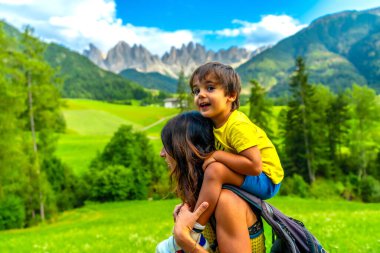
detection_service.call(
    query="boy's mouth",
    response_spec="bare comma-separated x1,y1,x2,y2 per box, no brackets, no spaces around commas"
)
199,102,211,108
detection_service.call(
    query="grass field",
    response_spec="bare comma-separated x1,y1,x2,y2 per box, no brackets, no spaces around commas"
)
56,99,178,174
0,197,379,253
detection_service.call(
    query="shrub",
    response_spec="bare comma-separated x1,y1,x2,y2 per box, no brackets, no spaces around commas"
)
360,176,380,202
88,125,157,201
340,174,359,200
279,174,310,198
43,156,86,210
309,179,344,200
0,195,25,230
90,165,137,201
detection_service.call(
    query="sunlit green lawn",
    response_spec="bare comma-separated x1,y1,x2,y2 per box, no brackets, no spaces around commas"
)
0,197,379,253
56,99,178,174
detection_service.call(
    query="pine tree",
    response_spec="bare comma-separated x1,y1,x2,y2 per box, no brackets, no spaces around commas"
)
19,27,64,221
248,79,273,137
326,90,351,164
308,85,335,178
284,57,316,183
349,84,380,178
177,69,190,112
0,24,28,199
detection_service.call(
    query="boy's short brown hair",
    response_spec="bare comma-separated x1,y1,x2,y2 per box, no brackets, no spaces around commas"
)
189,62,241,111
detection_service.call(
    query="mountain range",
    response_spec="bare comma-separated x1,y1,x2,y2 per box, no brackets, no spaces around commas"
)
84,7,380,95
84,42,267,78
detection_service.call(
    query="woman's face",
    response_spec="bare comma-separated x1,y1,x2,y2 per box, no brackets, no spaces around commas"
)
160,147,177,171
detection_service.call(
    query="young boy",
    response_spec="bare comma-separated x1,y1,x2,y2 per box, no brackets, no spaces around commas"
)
192,61,283,240
157,62,284,252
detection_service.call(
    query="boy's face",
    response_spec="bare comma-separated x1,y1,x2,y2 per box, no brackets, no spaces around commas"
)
191,73,236,127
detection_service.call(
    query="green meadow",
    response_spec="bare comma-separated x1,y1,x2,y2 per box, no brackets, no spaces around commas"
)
0,197,379,253
56,99,179,174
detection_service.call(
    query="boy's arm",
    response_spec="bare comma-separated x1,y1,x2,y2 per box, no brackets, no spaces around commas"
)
203,146,262,176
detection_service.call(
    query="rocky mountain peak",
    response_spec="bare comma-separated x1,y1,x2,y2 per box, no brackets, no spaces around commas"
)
84,41,265,78
83,43,107,69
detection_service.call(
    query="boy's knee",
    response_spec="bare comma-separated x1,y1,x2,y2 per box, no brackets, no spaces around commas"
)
204,163,227,182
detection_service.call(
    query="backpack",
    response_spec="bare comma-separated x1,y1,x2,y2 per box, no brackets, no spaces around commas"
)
218,185,327,253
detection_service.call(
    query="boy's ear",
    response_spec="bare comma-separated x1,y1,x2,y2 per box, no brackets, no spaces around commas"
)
228,92,237,102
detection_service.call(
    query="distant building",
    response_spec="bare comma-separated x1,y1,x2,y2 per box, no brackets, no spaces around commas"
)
164,98,188,108
164,98,180,108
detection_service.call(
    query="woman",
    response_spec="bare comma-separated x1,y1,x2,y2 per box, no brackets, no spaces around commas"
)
156,111,265,253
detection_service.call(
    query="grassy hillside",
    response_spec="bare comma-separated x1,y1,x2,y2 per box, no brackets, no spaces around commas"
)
119,68,178,93
44,44,150,101
0,197,378,253
0,21,150,101
237,8,380,95
56,99,178,174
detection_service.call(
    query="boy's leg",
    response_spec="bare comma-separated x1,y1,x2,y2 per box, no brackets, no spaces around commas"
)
194,162,244,226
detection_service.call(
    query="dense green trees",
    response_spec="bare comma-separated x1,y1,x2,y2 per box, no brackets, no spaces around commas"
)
0,23,172,231
44,43,151,102
247,56,380,202
0,25,82,229
326,90,351,167
248,80,273,136
0,24,29,229
349,84,380,177
283,57,316,183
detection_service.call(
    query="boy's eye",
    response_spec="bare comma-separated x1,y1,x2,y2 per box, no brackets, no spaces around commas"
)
192,88,200,95
207,86,215,91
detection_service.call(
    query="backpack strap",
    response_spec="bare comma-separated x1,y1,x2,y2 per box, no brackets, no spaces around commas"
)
263,201,276,243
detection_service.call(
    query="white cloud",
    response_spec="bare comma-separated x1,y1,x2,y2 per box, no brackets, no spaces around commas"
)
215,15,307,50
0,0,199,56
0,0,34,4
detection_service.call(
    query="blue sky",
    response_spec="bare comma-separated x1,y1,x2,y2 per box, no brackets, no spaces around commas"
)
1,0,380,56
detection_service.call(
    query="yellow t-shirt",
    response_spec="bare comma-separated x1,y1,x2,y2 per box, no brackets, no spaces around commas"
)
213,110,284,184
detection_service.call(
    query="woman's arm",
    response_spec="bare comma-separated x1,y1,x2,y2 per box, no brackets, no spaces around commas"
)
215,189,256,253
173,202,209,253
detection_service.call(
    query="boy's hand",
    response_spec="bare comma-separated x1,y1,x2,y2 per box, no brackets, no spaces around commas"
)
202,156,216,171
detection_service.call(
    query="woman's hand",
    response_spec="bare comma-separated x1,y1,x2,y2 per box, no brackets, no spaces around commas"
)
173,202,209,252
173,203,184,221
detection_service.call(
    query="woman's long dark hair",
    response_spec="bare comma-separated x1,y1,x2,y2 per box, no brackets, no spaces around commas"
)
161,111,215,208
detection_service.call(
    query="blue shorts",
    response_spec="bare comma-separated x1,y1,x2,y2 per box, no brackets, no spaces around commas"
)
240,172,281,200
